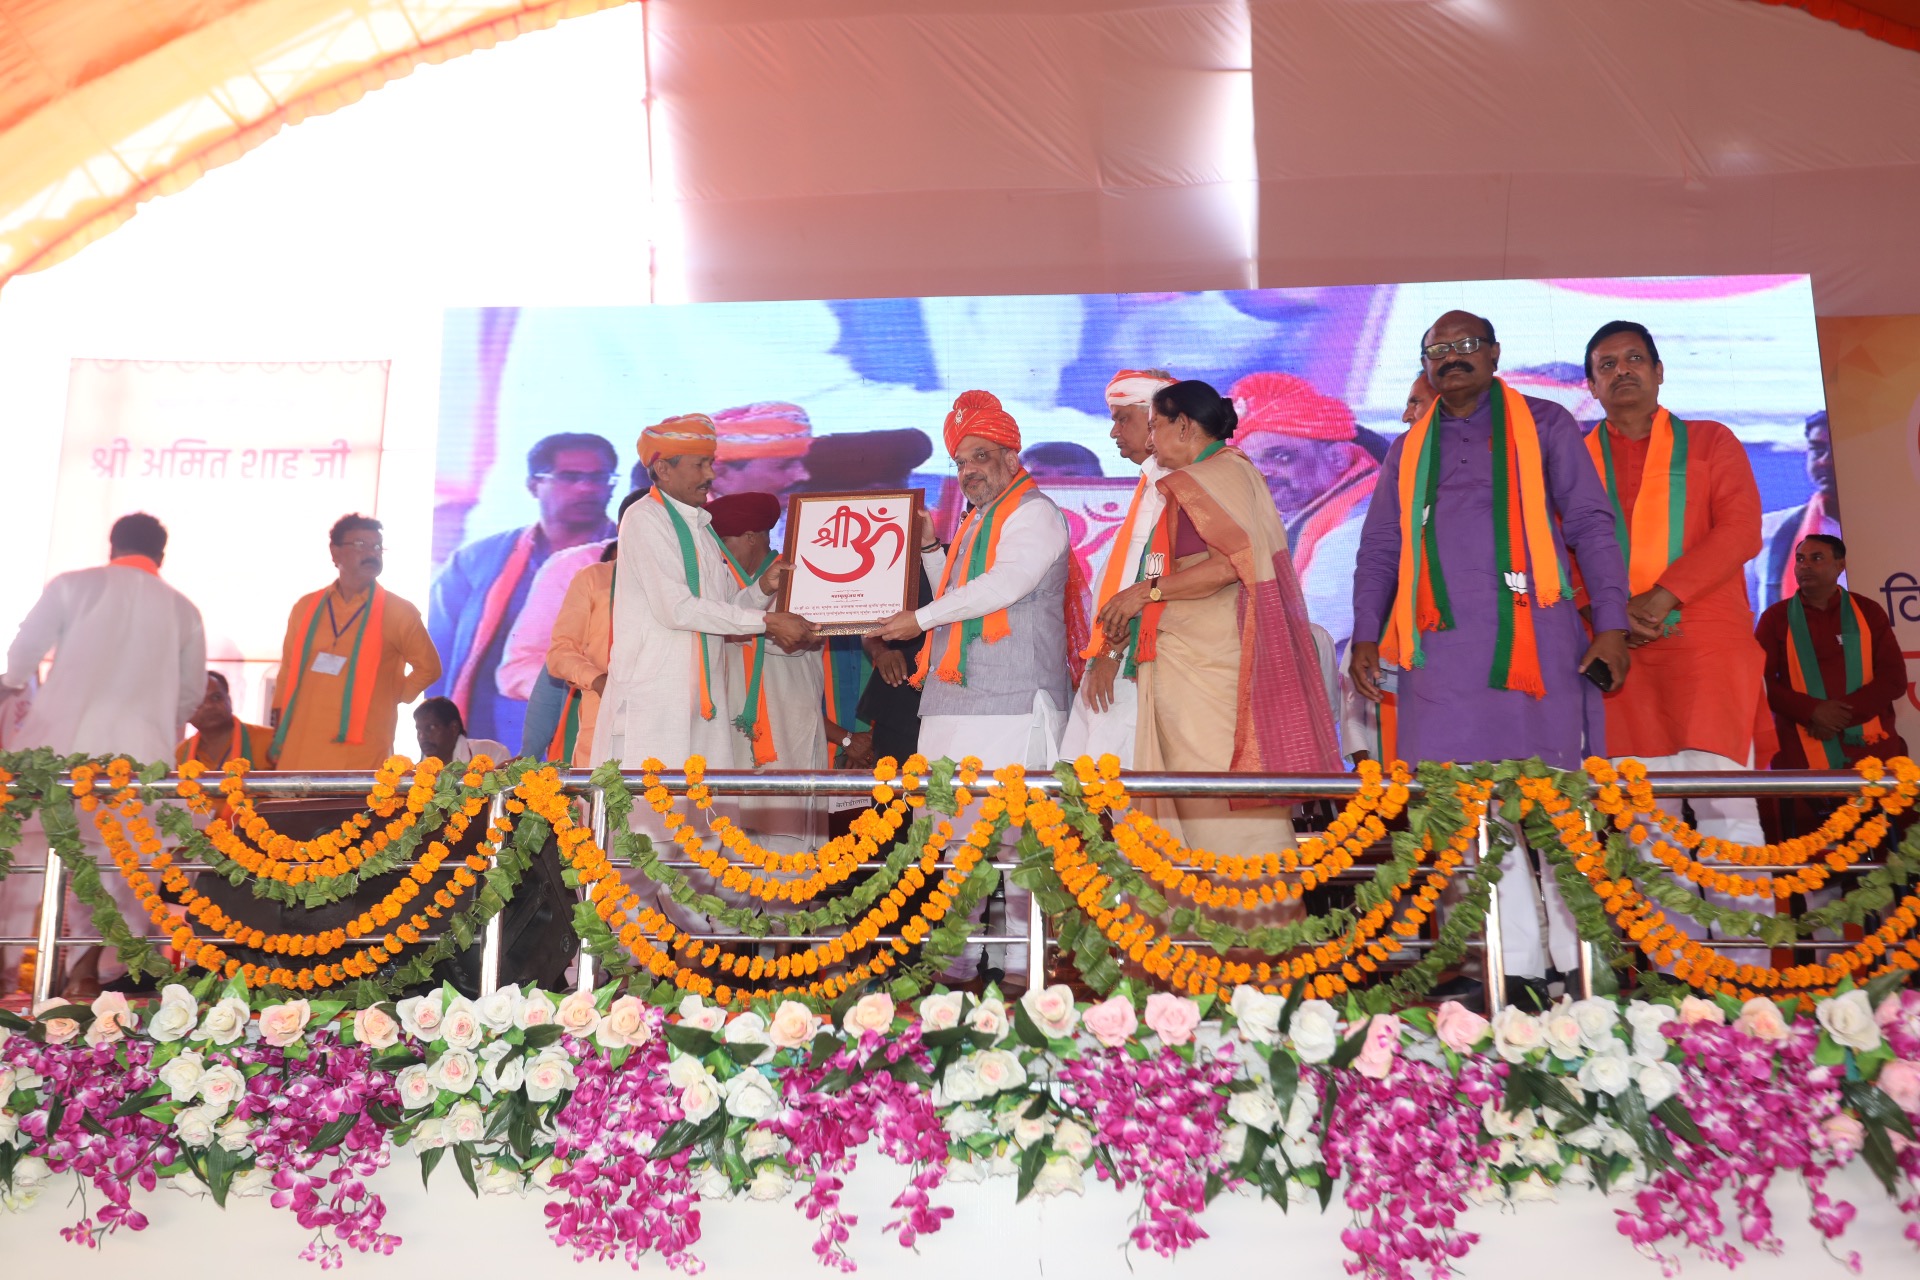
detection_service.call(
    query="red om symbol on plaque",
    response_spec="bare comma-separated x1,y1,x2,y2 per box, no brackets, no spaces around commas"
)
802,504,905,583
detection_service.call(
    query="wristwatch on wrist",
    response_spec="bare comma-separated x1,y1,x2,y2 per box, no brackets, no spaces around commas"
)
1105,646,1127,662
839,733,854,749
1147,574,1163,603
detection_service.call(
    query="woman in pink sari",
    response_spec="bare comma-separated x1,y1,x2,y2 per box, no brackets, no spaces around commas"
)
1096,380,1341,877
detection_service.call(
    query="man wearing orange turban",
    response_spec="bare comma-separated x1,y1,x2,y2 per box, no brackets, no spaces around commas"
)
594,414,815,776
870,389,1074,987
1229,371,1377,649
712,401,813,499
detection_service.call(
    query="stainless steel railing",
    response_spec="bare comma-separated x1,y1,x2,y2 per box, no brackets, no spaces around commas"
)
0,766,1883,1012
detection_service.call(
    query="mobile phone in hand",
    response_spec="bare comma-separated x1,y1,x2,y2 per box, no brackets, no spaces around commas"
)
1582,658,1614,693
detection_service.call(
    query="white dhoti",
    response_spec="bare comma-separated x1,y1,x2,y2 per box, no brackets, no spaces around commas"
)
1058,677,1140,768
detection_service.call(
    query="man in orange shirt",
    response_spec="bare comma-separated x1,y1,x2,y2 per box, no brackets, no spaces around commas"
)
272,515,442,769
1582,320,1767,951
176,671,276,768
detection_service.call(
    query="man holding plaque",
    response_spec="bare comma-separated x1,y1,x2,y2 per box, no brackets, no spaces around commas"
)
1061,368,1175,767
593,414,815,770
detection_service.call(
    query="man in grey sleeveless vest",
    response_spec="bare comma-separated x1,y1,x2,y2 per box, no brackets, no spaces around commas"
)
869,389,1072,988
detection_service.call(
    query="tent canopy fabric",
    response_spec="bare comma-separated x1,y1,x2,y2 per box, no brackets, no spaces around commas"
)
1,0,1919,313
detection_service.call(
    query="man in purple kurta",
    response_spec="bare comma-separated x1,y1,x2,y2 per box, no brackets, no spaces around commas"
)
1350,310,1632,994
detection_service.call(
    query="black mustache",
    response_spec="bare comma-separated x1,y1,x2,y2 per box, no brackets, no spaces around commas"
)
1437,361,1471,378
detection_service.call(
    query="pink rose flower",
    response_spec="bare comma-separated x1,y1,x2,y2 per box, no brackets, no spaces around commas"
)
35,999,80,1045
1734,997,1790,1043
1877,1058,1920,1115
1143,993,1201,1046
1678,996,1726,1026
1821,1113,1865,1157
1434,1001,1490,1053
354,1005,401,1049
1353,1013,1402,1080
258,999,312,1048
1081,996,1138,1048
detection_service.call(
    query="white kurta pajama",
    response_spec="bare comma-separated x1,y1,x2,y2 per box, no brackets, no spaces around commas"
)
2,562,207,984
723,639,829,854
592,492,775,930
1059,457,1166,768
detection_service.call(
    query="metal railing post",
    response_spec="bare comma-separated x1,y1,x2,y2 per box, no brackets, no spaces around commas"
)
1478,813,1505,1017
477,792,507,996
1577,813,1599,1001
580,786,607,994
30,841,65,1007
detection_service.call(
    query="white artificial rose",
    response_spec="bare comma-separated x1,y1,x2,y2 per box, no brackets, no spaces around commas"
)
1491,1007,1547,1064
196,1063,246,1114
216,1116,253,1154
1289,1001,1341,1064
722,1070,782,1121
353,1006,401,1050
530,1156,568,1192
194,997,251,1046
396,993,445,1043
1492,1138,1520,1166
1509,1171,1557,1203
1541,1006,1584,1060
724,1012,776,1065
147,985,199,1043
918,992,964,1032
514,991,557,1030
944,1107,990,1140
0,1112,17,1145
1011,1113,1055,1150
157,1049,207,1103
1054,1119,1094,1162
596,996,653,1050
1576,1044,1633,1097
1563,1124,1606,1151
1227,1088,1283,1134
478,1162,525,1197
679,1075,722,1123
970,1049,1028,1096
524,1047,577,1104
1568,999,1620,1052
667,1054,714,1090
694,1164,734,1199
987,1153,1019,1178
1518,1134,1561,1166
555,990,602,1041
257,999,312,1049
395,1063,438,1110
940,1060,984,1104
1031,1153,1085,1199
476,985,523,1033
768,1001,821,1050
1635,1061,1682,1109
11,1155,50,1188
946,1158,986,1185
747,1165,794,1202
1281,1089,1318,1139
480,1049,525,1095
173,1103,220,1147
439,998,484,1051
741,1128,789,1162
1817,989,1883,1053
445,1100,487,1145
1021,985,1080,1039
1219,1124,1248,1164
1280,1132,1321,1168
843,993,896,1039
1229,986,1284,1046
677,996,728,1033
428,1048,480,1095
228,1166,274,1198
1481,1101,1536,1138
409,1118,447,1151
966,998,1010,1043
1624,1001,1675,1036
1559,1159,1595,1188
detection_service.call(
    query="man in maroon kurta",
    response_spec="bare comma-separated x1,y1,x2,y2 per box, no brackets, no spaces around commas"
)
1756,535,1909,770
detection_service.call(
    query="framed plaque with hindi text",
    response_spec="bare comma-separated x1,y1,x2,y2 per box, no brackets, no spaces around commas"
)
780,489,924,635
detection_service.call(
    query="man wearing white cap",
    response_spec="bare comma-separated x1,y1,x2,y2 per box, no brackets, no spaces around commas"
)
1060,369,1175,767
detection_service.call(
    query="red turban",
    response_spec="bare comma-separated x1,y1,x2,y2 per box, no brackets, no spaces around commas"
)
707,491,782,538
1229,372,1356,442
712,402,812,461
942,389,1021,456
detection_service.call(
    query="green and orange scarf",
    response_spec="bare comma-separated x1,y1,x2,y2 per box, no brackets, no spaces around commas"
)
654,488,718,721
271,583,388,758
1784,591,1888,768
1123,440,1224,675
1586,408,1688,633
1383,379,1570,698
713,533,777,765
912,470,1037,687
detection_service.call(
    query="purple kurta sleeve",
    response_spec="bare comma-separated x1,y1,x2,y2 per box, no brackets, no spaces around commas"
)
1532,399,1630,635
1351,433,1407,644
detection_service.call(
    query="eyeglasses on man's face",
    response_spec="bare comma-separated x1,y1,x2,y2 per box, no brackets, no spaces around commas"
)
534,469,618,489
335,538,384,552
1421,336,1493,360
